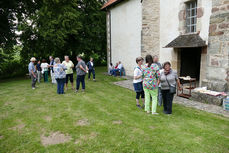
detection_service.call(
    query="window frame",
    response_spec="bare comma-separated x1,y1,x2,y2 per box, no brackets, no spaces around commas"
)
186,0,197,33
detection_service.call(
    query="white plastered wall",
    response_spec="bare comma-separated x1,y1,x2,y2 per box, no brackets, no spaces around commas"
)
110,0,142,76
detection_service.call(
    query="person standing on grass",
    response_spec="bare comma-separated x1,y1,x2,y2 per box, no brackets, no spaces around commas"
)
133,57,145,109
75,55,88,93
153,55,163,106
36,60,42,83
159,62,182,115
53,58,67,94
142,55,160,114
87,57,96,81
62,56,74,90
41,59,49,83
49,56,56,84
28,57,37,89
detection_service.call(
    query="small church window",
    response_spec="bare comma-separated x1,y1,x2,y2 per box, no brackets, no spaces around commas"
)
186,0,197,33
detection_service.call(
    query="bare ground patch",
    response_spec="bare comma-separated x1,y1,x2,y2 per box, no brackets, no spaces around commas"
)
74,132,97,145
41,131,72,146
149,126,155,129
112,120,122,125
10,120,25,131
76,119,90,126
44,116,52,122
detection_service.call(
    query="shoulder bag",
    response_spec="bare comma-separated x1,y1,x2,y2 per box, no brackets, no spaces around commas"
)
165,75,176,94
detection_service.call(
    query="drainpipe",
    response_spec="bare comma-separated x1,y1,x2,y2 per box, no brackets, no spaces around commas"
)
109,11,112,64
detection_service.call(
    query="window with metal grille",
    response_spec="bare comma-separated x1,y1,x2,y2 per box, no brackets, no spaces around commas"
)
186,1,197,33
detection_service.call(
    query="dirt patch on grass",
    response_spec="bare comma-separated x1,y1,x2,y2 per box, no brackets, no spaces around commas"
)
74,132,97,145
112,120,122,125
10,120,25,131
44,116,52,122
76,119,90,126
149,126,155,129
41,131,72,146
0,135,3,139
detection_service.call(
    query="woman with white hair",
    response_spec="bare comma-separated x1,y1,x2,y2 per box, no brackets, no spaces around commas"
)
28,57,37,89
53,57,67,94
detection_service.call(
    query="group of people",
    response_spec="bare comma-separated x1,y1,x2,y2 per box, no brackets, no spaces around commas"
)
133,55,182,115
108,61,124,76
29,54,181,114
35,56,56,84
28,56,96,94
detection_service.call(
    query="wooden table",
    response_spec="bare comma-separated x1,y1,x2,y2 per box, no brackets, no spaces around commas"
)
177,77,196,99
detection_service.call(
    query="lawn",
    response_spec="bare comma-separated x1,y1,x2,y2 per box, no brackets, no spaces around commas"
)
0,67,228,153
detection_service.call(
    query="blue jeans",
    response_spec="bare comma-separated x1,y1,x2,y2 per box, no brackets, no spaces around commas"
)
158,87,163,106
112,69,120,76
56,78,65,94
76,75,85,90
88,69,95,79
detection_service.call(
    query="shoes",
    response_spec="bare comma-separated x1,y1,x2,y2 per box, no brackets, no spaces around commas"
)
82,89,85,92
32,87,35,90
136,104,142,109
163,111,172,115
141,105,145,109
152,112,159,115
75,90,78,93
147,111,150,114
93,79,96,82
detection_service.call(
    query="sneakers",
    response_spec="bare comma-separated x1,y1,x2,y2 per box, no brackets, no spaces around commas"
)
141,105,145,109
75,90,78,93
152,112,159,115
136,104,142,109
32,87,35,90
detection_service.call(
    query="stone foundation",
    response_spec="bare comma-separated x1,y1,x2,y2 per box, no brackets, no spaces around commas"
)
191,90,226,106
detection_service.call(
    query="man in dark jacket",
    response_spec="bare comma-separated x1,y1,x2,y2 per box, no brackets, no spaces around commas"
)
87,57,95,81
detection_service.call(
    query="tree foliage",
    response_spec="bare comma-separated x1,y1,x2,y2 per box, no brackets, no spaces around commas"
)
0,0,107,78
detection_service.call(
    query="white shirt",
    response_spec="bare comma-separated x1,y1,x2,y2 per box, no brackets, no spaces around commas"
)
90,61,93,67
41,63,49,73
118,64,123,69
133,66,143,83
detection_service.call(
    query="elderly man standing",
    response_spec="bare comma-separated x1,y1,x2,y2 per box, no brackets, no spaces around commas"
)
153,55,163,106
62,56,74,90
28,57,37,89
87,57,96,81
49,56,56,84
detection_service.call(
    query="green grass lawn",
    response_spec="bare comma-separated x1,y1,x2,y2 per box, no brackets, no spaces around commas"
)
0,67,228,153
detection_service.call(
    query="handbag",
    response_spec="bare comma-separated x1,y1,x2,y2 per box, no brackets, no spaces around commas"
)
165,75,176,94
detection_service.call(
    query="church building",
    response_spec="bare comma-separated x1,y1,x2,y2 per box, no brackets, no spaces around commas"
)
102,0,229,92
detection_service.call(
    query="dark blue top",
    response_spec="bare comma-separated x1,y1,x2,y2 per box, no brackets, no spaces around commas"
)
36,63,41,71
50,60,55,72
87,61,94,70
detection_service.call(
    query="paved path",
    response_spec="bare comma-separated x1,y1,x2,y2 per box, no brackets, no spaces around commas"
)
114,79,229,118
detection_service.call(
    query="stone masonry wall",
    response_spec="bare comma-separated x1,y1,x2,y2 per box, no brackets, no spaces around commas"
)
203,0,229,92
141,0,160,58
